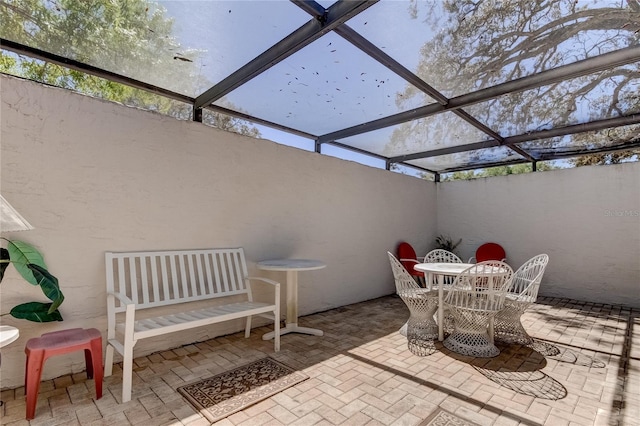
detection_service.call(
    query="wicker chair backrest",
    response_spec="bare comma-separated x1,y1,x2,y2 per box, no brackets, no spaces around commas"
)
424,249,463,264
387,251,421,293
508,254,549,303
444,260,514,312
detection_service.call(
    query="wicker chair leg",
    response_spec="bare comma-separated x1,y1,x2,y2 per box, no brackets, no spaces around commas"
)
406,303,438,341
398,289,438,355
494,308,561,356
494,304,533,345
399,321,408,336
444,309,501,358
405,297,438,356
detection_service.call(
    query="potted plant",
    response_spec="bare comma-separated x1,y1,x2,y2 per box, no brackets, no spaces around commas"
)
0,238,64,322
435,234,462,255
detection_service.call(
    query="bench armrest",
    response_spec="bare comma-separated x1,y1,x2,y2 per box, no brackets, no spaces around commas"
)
107,290,134,306
246,276,281,307
106,291,137,342
246,276,281,287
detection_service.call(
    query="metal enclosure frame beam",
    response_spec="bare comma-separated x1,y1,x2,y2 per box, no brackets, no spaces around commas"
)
0,38,194,104
317,45,640,143
331,23,537,162
193,0,378,111
390,114,640,163
437,140,640,175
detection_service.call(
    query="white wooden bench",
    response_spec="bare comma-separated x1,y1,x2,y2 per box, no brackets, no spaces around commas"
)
103,248,280,402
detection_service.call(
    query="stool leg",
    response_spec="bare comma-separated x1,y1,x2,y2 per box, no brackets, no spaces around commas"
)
89,338,103,399
84,348,94,379
25,350,46,420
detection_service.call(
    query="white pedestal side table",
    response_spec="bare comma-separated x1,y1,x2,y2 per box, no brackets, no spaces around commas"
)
0,325,20,407
257,259,326,340
0,325,19,348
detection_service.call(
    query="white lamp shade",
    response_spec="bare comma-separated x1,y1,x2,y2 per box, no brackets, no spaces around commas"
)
1,194,34,232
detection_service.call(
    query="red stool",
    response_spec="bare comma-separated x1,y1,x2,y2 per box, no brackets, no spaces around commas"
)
25,328,103,420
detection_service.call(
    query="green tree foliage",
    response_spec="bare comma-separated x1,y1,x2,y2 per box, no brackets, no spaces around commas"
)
443,162,555,181
567,126,639,167
385,0,640,171
0,0,260,137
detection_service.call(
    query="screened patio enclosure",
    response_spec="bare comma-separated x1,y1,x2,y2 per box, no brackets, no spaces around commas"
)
1,0,639,178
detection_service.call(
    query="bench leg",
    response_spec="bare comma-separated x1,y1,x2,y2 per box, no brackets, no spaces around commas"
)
104,342,114,377
274,307,280,352
245,316,252,338
121,340,134,403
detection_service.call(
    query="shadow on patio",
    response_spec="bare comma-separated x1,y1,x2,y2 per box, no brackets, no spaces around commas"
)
0,295,637,426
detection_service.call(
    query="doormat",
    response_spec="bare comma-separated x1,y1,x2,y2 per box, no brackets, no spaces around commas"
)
177,357,308,423
419,407,481,426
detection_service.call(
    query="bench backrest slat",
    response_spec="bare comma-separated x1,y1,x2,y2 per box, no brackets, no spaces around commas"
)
159,256,169,302
170,256,179,298
117,258,128,302
203,252,214,295
211,252,222,294
127,257,139,305
225,252,234,292
227,251,239,292
219,252,230,293
193,252,207,296
106,248,251,313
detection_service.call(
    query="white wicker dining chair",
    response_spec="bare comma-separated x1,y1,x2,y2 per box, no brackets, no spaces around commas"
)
443,260,514,358
494,254,549,346
424,249,463,264
423,249,462,288
387,252,439,342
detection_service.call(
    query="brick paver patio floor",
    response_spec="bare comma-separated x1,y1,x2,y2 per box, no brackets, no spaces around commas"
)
1,295,638,426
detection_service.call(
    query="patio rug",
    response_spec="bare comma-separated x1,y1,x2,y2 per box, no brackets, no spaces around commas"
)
177,357,308,423
419,407,481,426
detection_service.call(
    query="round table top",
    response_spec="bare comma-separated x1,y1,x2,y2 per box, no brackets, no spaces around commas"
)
414,262,474,274
257,259,326,272
415,262,509,276
0,325,20,348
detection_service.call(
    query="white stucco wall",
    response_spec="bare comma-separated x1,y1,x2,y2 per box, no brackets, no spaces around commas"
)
437,164,640,308
0,75,437,388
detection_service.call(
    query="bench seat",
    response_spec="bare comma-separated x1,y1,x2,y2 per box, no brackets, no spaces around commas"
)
125,301,277,338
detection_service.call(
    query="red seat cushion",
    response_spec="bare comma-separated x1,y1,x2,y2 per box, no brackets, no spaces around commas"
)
475,242,506,262
397,242,424,277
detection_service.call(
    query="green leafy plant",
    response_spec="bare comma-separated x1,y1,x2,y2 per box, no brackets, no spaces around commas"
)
435,234,462,254
0,239,64,322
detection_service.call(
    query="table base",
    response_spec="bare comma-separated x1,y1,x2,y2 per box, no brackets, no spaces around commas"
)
262,323,324,340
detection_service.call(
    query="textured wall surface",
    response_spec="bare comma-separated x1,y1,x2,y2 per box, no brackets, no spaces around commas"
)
1,75,436,388
437,164,640,308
